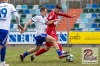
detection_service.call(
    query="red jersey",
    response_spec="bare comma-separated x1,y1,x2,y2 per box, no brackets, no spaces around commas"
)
46,10,72,36
46,10,57,36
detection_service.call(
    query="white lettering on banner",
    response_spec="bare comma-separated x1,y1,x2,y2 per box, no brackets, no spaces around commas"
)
8,32,67,44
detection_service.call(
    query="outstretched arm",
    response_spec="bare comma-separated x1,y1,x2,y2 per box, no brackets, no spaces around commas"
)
24,19,32,30
13,12,24,31
20,19,32,33
57,12,76,18
11,4,23,31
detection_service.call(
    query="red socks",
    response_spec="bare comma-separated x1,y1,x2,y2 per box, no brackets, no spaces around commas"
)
58,43,63,52
35,43,63,56
35,48,46,56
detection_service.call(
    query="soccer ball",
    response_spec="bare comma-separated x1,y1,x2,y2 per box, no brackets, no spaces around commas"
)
66,54,74,62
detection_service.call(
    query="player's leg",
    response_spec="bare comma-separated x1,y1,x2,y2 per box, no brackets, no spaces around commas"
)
30,36,51,61
1,41,7,62
31,44,51,61
33,34,64,56
20,46,41,62
34,42,52,56
57,42,70,54
52,35,63,52
0,46,3,50
45,35,66,59
37,35,64,53
53,35,69,54
0,41,9,66
30,36,63,59
23,46,41,57
57,42,63,52
0,29,9,66
0,34,3,49
31,35,69,61
20,34,45,62
30,34,66,61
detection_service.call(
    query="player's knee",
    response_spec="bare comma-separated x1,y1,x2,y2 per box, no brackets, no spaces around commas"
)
52,38,56,43
35,48,40,52
0,46,3,50
4,41,8,47
45,48,50,51
4,44,7,47
35,49,39,52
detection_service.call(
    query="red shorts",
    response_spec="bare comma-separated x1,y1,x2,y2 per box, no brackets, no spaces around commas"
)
45,35,58,47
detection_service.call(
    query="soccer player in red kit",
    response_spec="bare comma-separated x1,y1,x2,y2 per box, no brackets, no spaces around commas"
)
30,4,76,61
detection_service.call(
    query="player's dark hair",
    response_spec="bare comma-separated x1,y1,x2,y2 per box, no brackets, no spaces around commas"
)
55,4,62,9
40,6,48,12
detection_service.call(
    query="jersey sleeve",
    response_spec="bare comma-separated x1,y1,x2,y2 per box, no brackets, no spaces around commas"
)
44,17,48,23
57,12,72,18
11,4,19,17
47,13,54,20
11,4,17,14
10,4,20,24
31,16,40,23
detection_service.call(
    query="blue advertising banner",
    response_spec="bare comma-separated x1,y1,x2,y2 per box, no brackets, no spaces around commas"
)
8,32,67,44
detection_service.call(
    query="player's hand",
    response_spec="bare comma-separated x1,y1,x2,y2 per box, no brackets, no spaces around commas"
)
20,28,26,34
17,25,23,31
72,15,76,18
54,19,61,26
17,25,25,34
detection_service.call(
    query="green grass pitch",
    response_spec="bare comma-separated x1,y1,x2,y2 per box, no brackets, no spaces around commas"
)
6,47,100,66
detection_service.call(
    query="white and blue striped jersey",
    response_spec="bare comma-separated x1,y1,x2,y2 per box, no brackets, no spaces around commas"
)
0,2,19,30
31,14,48,35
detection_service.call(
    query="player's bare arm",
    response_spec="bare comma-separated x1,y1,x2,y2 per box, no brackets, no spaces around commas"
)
15,16,23,31
57,12,76,18
20,19,32,33
13,10,23,31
